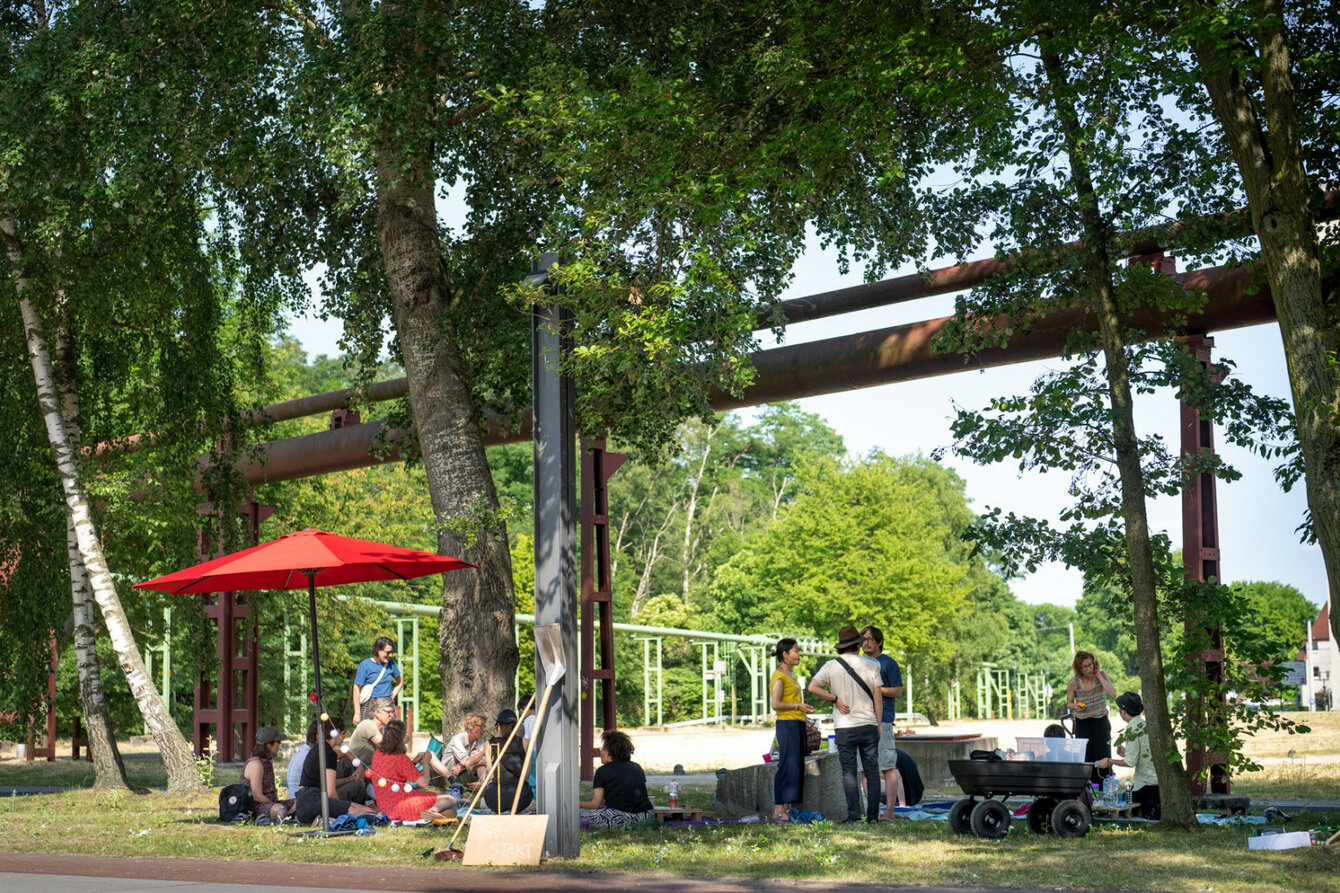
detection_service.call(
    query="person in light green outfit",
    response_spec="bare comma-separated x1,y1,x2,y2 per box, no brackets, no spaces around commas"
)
770,637,814,823
1096,691,1160,820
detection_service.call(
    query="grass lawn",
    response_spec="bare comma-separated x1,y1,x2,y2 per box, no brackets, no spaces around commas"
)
0,781,1336,891
0,712,1336,890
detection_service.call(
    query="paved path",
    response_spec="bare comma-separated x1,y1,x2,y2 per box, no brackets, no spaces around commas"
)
0,855,1097,893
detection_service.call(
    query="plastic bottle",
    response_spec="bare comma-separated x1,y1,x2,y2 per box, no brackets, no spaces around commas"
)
1103,773,1118,807
1122,778,1134,806
667,780,679,808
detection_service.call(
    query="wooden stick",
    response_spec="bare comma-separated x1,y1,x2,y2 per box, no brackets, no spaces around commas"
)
442,693,536,852
511,681,558,814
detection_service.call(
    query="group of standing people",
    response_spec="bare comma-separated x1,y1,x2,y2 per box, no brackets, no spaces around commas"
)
770,624,905,824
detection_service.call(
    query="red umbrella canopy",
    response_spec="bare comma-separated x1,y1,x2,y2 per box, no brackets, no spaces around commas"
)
134,528,476,595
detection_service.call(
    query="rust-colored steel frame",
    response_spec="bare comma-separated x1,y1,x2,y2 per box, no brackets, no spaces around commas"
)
1180,332,1230,795
87,237,1282,774
192,497,273,761
579,438,627,781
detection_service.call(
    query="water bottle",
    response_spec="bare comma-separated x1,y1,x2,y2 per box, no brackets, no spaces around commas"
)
1122,778,1134,806
1103,773,1118,807
667,780,679,808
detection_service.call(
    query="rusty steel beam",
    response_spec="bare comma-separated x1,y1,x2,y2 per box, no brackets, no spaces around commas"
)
98,194,1339,464
238,264,1274,485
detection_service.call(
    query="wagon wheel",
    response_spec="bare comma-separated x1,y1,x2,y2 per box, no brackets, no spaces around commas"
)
969,799,1011,839
1027,797,1058,835
1049,798,1091,838
948,798,975,836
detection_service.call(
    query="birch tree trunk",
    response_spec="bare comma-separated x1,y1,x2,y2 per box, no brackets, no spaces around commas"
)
15,286,201,795
53,303,134,791
1042,48,1198,828
681,437,712,603
376,165,519,727
1189,2,1340,648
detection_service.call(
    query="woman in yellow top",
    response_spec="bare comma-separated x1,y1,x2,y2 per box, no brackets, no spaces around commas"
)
770,637,814,822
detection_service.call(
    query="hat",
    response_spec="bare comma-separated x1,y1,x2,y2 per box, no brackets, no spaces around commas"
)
496,709,518,725
1115,692,1144,716
835,625,863,651
256,726,285,745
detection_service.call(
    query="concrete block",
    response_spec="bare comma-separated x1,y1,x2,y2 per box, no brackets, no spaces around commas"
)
715,752,848,819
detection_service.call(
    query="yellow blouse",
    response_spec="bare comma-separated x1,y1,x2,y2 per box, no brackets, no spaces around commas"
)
771,668,806,721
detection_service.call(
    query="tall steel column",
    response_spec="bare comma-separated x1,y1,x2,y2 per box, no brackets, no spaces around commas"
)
1179,332,1230,794
193,496,272,761
580,437,626,781
531,254,580,859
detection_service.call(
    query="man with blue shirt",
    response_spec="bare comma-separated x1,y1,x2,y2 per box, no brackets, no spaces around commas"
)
353,636,403,722
861,625,905,817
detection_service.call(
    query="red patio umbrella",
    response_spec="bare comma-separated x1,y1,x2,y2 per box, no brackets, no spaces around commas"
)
135,528,476,832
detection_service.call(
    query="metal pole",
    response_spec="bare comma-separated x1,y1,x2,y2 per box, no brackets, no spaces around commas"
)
306,575,330,834
532,267,579,860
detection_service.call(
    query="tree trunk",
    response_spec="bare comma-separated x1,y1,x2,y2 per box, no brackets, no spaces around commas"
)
1042,48,1198,828
1190,3,1340,647
54,301,134,791
376,166,519,730
681,436,712,603
15,289,201,795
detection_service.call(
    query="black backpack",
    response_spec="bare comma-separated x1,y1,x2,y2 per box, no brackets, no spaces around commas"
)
218,784,255,823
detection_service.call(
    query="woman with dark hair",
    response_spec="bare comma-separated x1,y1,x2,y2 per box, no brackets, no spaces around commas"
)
1066,650,1117,782
770,637,814,823
241,727,296,825
295,716,378,826
370,720,458,822
578,729,655,829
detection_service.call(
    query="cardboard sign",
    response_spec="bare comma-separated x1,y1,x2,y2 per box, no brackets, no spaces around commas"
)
462,814,549,865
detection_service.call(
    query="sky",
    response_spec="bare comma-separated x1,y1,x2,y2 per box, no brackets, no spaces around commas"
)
286,229,1328,614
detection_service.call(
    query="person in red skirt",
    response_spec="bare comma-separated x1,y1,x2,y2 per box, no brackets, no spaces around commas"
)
370,720,459,822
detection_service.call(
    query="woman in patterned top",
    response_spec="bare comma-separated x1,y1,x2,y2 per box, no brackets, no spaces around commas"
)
770,637,814,823
370,720,458,822
1066,650,1117,783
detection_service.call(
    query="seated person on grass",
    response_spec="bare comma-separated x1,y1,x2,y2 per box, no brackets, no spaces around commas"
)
446,712,491,786
242,726,297,825
301,716,371,805
295,716,378,826
370,720,458,822
1095,691,1159,820
578,729,655,829
482,709,533,814
286,737,311,799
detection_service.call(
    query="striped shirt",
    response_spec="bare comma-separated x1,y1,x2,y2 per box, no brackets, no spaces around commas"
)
1073,679,1108,719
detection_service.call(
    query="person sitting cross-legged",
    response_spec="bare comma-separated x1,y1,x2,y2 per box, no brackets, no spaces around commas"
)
295,717,378,826
370,720,458,822
482,710,533,814
242,726,297,825
578,729,655,829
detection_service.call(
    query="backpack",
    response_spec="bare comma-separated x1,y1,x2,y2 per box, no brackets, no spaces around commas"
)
218,783,255,823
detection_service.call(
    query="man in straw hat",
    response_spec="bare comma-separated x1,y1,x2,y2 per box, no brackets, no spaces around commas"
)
809,624,884,823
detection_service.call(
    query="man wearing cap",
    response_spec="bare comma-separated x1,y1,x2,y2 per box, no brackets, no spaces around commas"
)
483,709,533,813
808,625,883,823
1096,691,1159,820
242,726,297,825
861,625,906,817
353,636,402,723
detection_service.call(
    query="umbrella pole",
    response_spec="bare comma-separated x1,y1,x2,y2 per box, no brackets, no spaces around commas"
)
308,574,331,835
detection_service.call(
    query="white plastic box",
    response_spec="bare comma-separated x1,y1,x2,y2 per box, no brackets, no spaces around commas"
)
1248,831,1311,850
1014,737,1088,762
